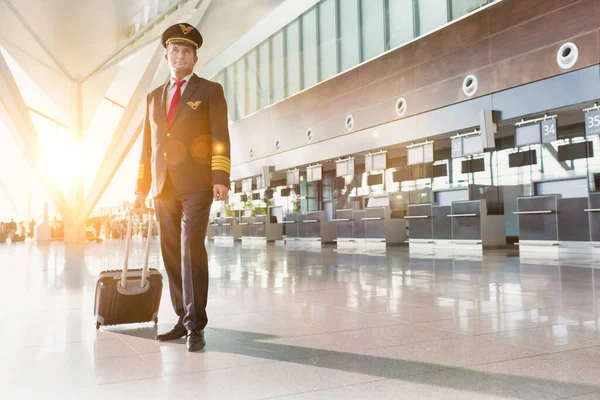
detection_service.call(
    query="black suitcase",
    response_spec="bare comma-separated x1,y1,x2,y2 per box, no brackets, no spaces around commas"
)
94,209,163,329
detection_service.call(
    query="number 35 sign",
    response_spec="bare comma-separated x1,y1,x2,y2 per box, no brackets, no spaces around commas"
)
585,109,600,136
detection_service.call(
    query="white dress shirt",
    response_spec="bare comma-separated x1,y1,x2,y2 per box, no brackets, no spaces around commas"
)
166,72,194,112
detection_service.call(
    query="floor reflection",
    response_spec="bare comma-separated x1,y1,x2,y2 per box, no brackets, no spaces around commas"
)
1,239,600,399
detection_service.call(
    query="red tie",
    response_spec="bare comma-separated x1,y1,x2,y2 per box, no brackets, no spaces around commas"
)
167,80,186,124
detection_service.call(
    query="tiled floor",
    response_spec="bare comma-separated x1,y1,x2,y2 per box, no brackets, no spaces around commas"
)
2,239,600,399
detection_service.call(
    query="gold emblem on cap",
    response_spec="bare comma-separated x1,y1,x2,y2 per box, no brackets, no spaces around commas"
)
179,24,194,35
187,101,202,110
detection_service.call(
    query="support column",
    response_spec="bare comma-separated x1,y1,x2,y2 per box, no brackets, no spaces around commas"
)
64,80,86,244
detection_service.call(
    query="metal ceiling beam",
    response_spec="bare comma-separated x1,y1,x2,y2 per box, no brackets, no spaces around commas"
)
0,50,72,221
81,0,191,82
3,0,75,81
79,42,165,222
84,0,212,81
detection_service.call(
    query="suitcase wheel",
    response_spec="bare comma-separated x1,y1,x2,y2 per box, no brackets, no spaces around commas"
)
96,322,101,330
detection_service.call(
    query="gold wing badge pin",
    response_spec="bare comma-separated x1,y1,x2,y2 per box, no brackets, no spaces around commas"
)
179,24,194,34
187,101,202,110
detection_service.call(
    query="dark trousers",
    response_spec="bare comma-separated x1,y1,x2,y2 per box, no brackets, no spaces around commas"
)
155,175,213,331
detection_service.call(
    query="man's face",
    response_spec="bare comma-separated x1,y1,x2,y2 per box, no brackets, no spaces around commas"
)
165,42,198,75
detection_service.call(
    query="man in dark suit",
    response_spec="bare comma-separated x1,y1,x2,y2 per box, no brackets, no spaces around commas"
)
134,23,230,352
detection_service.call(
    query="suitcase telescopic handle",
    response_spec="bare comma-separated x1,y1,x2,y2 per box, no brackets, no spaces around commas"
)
120,208,155,290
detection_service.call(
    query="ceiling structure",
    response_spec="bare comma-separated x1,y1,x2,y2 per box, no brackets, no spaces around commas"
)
0,0,286,228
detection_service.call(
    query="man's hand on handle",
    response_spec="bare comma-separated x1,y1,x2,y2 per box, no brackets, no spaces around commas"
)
134,192,148,215
213,184,229,201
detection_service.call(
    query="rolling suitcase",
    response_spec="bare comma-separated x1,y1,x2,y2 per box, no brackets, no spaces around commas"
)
94,209,163,329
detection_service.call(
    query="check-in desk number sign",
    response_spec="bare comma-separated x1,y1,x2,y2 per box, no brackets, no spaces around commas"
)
586,109,600,136
451,137,463,158
541,119,557,143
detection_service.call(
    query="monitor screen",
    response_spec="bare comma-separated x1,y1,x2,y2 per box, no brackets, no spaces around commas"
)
557,141,594,161
367,174,383,186
410,164,432,180
509,149,538,168
280,188,291,197
432,164,447,178
461,158,485,174
393,169,409,183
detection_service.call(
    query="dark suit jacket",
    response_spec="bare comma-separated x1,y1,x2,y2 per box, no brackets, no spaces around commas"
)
135,74,231,197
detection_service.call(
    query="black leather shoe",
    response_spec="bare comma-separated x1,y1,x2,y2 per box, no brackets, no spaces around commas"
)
156,324,186,341
187,330,206,352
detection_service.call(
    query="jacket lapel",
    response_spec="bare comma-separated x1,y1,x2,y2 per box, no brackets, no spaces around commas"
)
160,81,170,125
166,74,201,130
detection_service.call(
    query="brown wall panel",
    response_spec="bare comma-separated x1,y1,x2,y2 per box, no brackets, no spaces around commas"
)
296,88,321,111
489,0,578,35
490,0,596,63
313,115,348,143
492,31,599,92
357,9,488,86
317,69,360,103
411,66,494,116
357,54,405,88
303,88,363,126
360,68,415,107
415,38,491,88
352,99,400,133
412,9,489,67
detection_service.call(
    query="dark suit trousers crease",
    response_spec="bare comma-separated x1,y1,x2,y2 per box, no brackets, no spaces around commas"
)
155,175,213,331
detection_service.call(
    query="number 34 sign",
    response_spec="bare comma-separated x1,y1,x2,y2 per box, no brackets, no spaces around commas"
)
585,109,600,136
541,119,557,143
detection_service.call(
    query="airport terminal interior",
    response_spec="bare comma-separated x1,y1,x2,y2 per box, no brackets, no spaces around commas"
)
3,0,600,398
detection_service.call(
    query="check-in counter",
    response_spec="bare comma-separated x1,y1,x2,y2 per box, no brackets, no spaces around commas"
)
557,197,590,243
283,211,336,243
210,212,242,241
433,206,452,241
515,195,559,251
450,200,506,248
240,214,283,242
588,193,600,243
408,201,505,250
516,194,596,257
406,204,433,242
207,221,214,240
332,207,406,244
406,204,434,249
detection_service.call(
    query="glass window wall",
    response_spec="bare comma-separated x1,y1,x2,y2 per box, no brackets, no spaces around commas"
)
301,8,319,89
360,0,385,61
417,0,449,35
271,31,285,103
339,0,361,72
214,0,498,122
285,20,301,97
319,0,338,81
388,0,414,49
258,40,271,109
